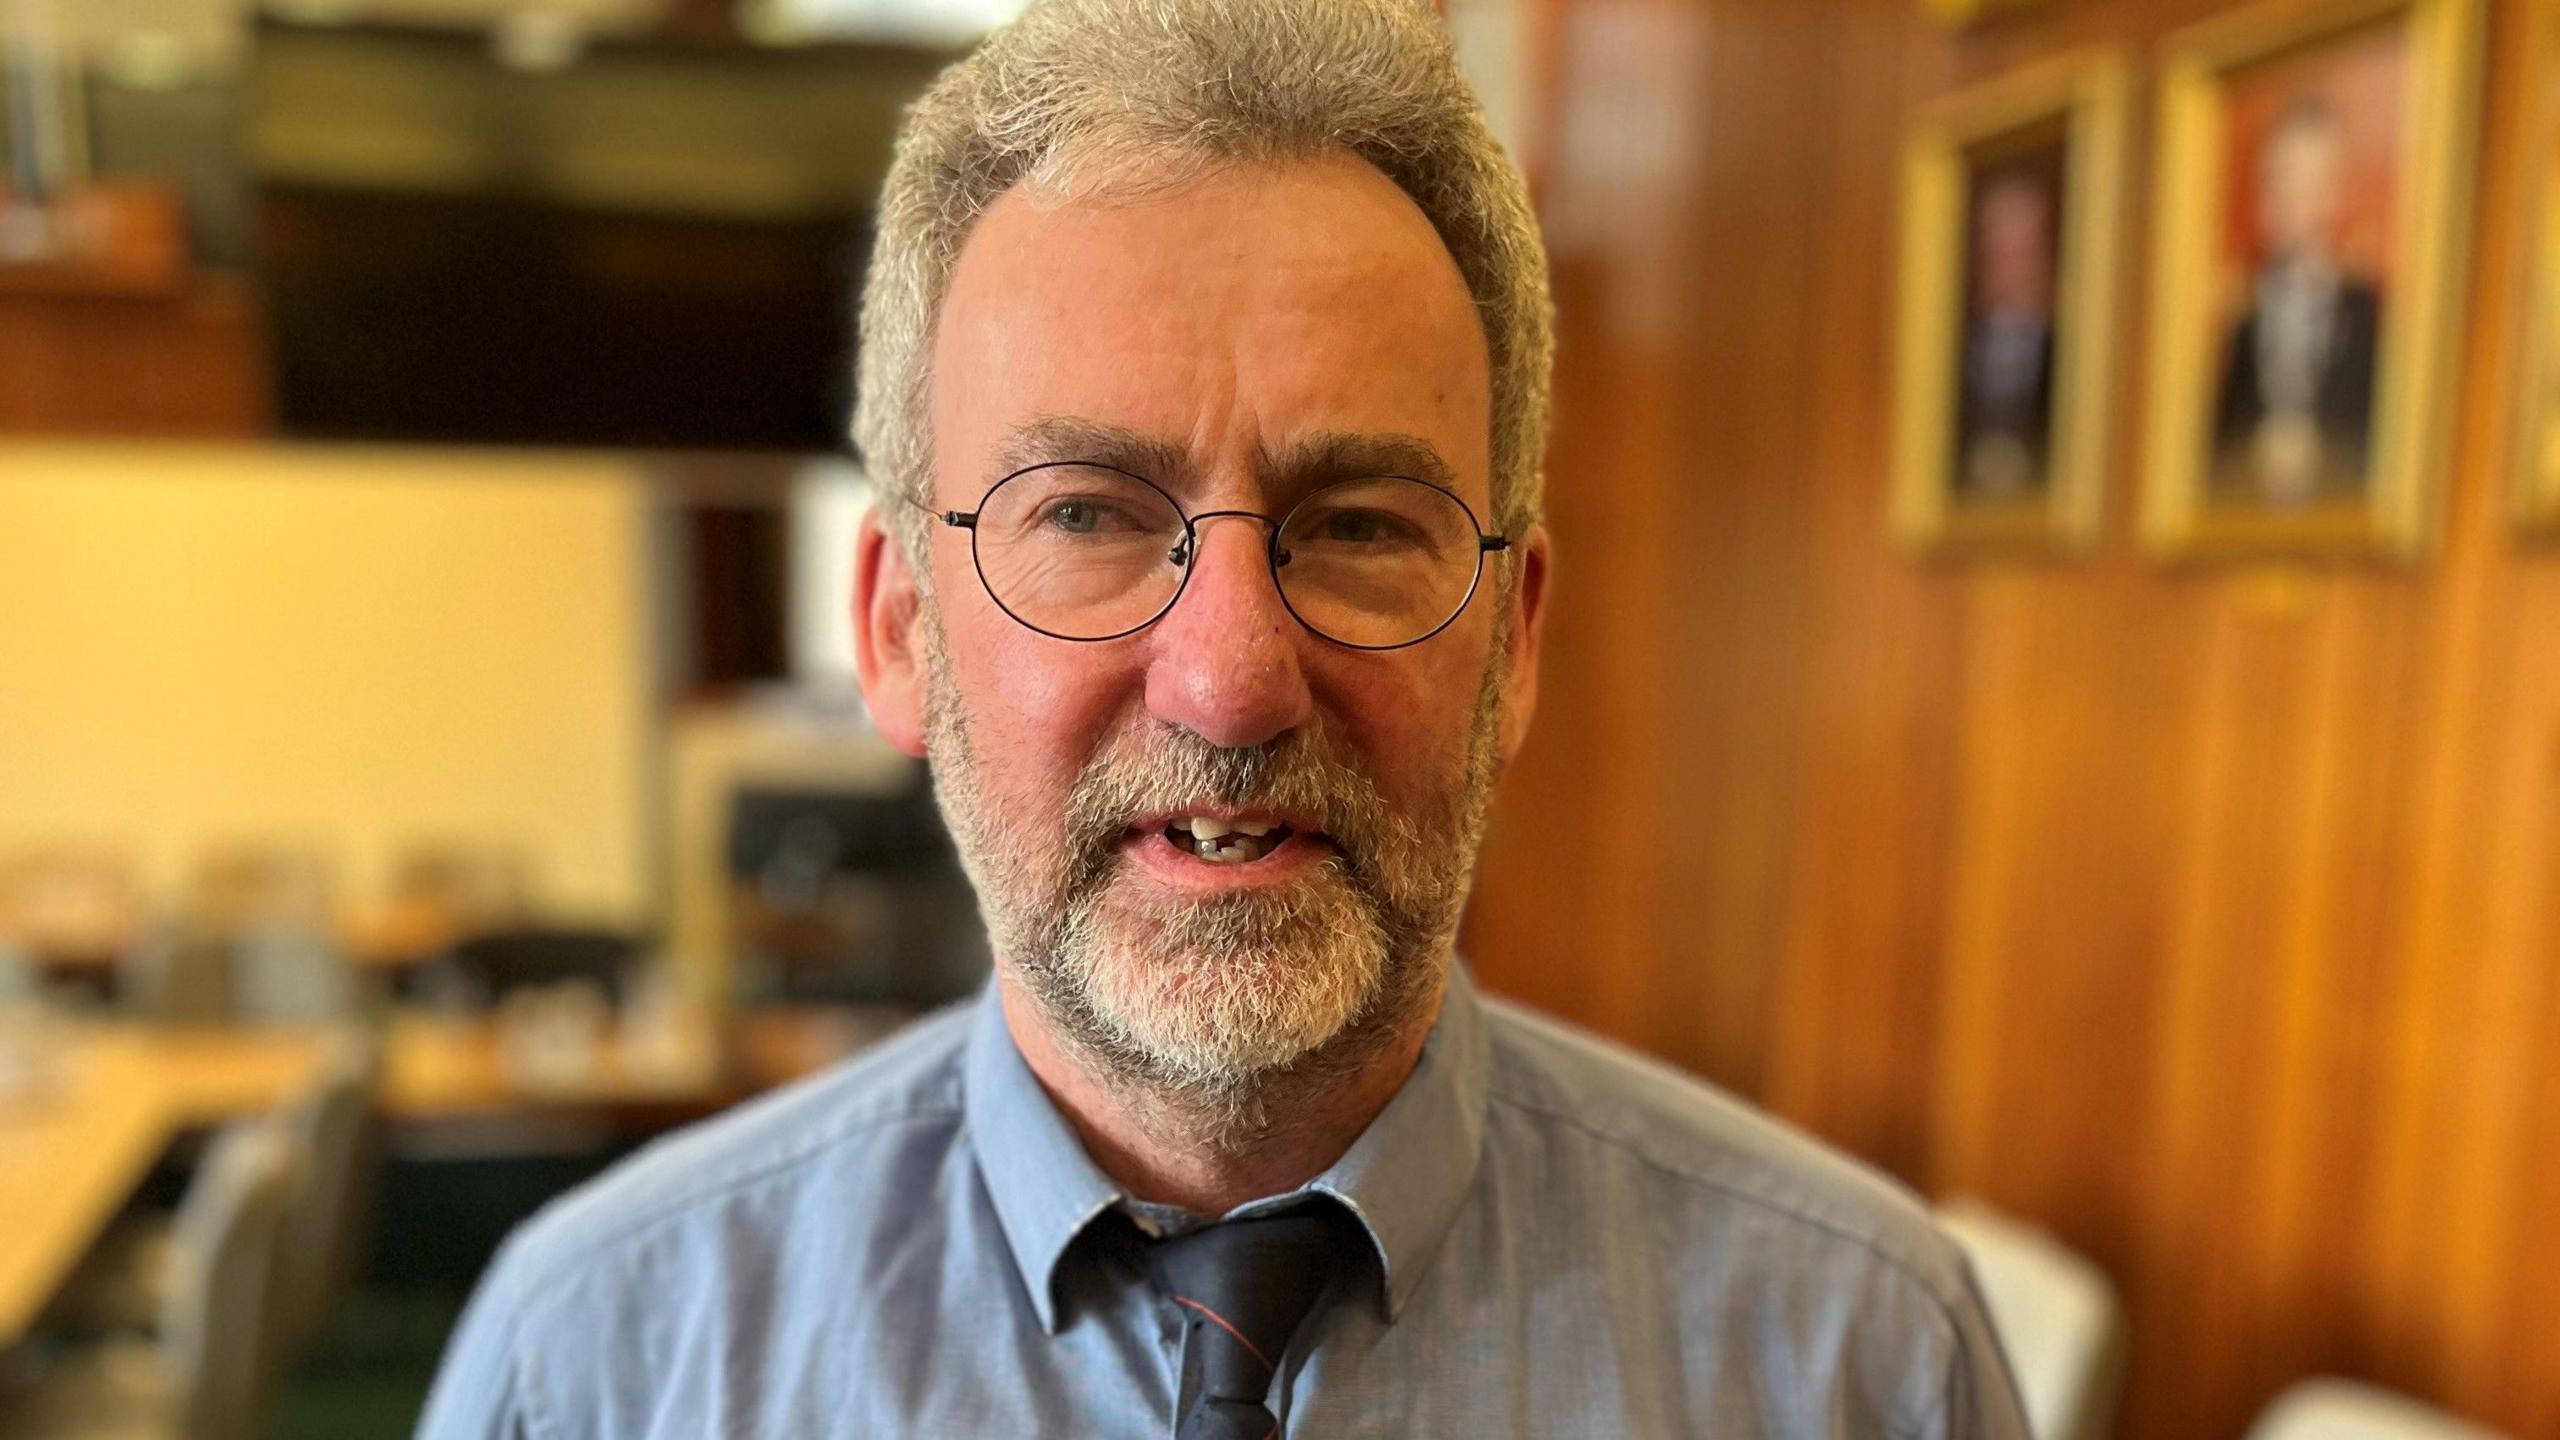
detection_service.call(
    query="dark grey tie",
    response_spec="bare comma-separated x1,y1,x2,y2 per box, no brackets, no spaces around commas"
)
1138,1204,1358,1440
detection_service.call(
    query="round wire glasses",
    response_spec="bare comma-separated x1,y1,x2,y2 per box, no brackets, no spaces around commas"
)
912,461,1512,651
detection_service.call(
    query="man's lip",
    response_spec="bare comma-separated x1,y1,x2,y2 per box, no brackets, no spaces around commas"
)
1116,825,1338,890
1123,806,1326,836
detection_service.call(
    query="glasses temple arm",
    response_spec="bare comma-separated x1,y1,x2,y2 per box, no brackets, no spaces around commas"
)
891,488,977,529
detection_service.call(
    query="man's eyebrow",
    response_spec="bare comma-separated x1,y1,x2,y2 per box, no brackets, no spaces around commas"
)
1257,431,1463,498
990,417,1464,502
993,416,1192,486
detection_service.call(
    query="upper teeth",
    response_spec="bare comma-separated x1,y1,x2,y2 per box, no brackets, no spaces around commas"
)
1178,816,1276,838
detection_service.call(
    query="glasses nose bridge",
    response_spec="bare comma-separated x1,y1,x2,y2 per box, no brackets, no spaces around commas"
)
1171,508,1285,569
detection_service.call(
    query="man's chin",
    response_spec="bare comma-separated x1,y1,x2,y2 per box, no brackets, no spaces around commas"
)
1049,886,1388,1089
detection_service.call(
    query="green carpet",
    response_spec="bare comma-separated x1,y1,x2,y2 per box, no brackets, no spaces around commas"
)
270,1289,462,1440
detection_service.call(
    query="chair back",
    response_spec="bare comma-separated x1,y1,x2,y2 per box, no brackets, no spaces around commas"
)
189,846,332,941
2246,1380,2513,1440
0,940,35,1004
123,932,237,1022
1935,1199,2125,1440
159,1120,303,1440
273,1025,385,1345
233,928,356,1023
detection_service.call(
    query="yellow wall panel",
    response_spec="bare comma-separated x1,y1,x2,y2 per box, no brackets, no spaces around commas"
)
0,443,655,924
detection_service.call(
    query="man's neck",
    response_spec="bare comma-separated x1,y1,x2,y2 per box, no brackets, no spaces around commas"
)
996,970,1445,1216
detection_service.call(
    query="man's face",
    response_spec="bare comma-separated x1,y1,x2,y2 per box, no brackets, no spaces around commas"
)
1971,175,2054,319
858,152,1547,1110
2261,115,2345,261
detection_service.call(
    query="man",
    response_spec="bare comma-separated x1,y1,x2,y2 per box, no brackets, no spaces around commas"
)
1955,169,2060,499
2211,98,2382,503
419,1,2030,1435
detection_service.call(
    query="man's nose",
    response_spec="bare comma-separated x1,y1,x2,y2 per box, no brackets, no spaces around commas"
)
1142,515,1314,750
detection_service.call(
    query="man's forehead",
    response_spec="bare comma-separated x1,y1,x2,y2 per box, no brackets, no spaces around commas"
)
2268,117,2343,165
928,156,1496,508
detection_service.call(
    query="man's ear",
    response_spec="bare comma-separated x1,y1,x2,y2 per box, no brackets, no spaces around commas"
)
852,506,929,759
1494,522,1549,773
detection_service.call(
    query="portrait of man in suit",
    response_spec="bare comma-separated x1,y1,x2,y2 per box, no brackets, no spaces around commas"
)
1953,160,2064,500
2210,98,2384,504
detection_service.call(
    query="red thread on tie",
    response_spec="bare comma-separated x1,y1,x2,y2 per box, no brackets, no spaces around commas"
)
1168,1295,1275,1373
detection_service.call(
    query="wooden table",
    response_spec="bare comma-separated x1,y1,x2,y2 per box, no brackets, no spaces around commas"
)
29,936,441,982
376,1007,884,1124
0,1024,329,1349
0,1005,885,1349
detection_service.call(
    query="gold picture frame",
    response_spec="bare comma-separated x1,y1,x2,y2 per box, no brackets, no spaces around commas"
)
2515,0,2560,535
2140,0,2483,561
1921,0,2052,31
1892,51,2130,556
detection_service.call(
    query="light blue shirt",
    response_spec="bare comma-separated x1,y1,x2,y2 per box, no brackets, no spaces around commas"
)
416,967,2029,1438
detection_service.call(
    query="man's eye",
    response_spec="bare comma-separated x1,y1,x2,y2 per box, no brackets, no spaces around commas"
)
1040,499,1123,534
1316,508,1411,544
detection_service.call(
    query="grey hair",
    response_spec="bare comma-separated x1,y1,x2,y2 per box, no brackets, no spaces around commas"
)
853,0,1553,572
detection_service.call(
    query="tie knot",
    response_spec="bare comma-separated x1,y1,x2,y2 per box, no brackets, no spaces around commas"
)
1137,1201,1361,1438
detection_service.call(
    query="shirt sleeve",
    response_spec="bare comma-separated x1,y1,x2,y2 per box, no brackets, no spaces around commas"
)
413,1244,542,1440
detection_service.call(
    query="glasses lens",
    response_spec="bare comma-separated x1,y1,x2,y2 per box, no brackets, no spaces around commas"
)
1277,477,1486,648
974,465,1188,639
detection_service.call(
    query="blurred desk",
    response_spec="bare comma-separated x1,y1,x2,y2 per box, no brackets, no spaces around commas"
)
0,1025,329,1349
378,1006,889,1125
0,1005,883,1347
28,939,447,983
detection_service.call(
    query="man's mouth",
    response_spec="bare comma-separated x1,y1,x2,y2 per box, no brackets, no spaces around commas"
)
1159,814,1300,865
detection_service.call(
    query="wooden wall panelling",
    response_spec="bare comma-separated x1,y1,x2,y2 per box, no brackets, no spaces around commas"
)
1756,0,1966,1183
1468,0,1729,1075
2499,709,2560,1436
1635,0,1833,1099
2360,1,2558,1419
1467,0,2560,1435
1470,241,1687,1041
2121,577,2424,1437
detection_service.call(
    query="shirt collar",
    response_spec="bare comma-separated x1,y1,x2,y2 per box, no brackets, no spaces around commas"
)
961,963,1492,1332
961,982,1126,1334
1297,963,1490,1321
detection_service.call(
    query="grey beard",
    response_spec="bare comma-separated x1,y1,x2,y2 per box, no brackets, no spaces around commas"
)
1029,879,1443,1154
920,616,1504,1152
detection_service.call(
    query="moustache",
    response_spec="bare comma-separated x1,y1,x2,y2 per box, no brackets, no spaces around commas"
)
1056,722,1403,899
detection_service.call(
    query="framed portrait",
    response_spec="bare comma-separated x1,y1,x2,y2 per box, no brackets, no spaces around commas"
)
2140,0,2483,561
2515,0,2560,535
1892,51,2130,555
